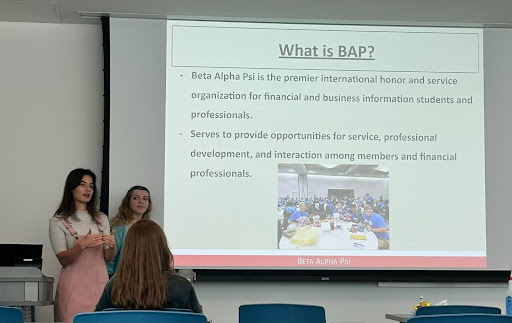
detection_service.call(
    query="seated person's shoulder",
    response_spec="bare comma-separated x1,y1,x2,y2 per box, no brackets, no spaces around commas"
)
167,273,193,286
168,273,198,293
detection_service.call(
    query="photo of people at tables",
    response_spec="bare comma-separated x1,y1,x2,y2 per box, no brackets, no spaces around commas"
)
277,164,390,250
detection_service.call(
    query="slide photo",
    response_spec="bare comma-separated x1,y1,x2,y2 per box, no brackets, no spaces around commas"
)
277,163,390,251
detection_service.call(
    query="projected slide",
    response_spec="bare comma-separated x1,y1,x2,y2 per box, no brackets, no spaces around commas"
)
164,21,485,269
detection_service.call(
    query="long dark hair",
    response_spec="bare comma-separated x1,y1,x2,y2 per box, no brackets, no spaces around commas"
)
110,186,152,228
112,220,175,309
54,168,99,221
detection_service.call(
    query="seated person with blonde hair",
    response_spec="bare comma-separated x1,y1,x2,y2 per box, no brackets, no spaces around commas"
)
107,186,152,277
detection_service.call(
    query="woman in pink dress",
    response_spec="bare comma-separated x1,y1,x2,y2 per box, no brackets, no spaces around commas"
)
49,168,116,322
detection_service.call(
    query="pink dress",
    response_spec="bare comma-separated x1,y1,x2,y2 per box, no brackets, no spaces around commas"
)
54,218,108,322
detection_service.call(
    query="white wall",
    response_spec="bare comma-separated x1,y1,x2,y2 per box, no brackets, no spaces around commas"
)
108,18,166,227
1,21,512,323
0,21,103,321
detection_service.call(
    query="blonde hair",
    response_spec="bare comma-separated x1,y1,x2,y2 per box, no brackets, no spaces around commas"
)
110,186,152,228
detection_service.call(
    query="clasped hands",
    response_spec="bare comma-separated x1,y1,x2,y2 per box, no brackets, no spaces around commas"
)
79,228,116,249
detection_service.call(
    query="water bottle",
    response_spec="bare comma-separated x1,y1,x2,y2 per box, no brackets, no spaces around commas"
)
506,272,512,315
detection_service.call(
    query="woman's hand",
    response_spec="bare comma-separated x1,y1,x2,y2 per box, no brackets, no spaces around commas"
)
103,228,117,262
103,228,116,248
78,229,104,249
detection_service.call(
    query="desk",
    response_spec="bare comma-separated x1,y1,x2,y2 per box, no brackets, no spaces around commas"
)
0,267,54,321
385,313,412,323
279,221,378,250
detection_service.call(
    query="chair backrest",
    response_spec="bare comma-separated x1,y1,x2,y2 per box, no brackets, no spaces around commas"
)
408,314,512,323
416,305,501,316
0,306,23,323
163,308,194,313
73,310,207,323
102,307,193,313
239,303,326,323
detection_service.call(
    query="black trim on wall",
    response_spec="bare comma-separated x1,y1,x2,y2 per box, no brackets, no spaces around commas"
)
195,269,509,282
100,17,110,216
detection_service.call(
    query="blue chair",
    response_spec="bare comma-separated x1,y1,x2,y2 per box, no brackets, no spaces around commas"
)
239,303,326,323
408,314,512,323
74,310,207,323
102,307,193,313
416,305,501,316
0,306,23,323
